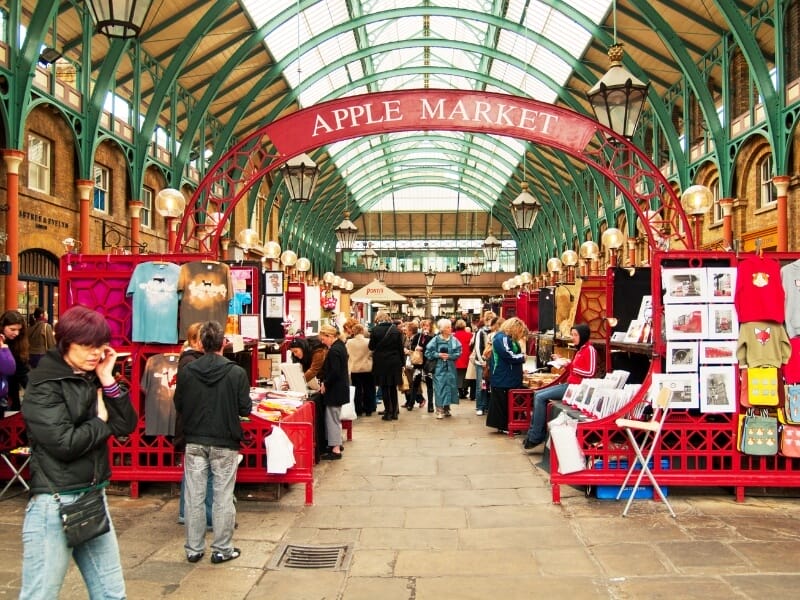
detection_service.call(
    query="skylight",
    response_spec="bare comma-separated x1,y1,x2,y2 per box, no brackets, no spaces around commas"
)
240,0,611,212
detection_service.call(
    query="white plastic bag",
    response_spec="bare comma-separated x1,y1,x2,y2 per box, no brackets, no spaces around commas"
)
263,425,296,474
548,412,585,474
341,386,357,421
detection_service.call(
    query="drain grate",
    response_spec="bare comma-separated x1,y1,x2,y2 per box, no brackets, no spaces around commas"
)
267,543,354,571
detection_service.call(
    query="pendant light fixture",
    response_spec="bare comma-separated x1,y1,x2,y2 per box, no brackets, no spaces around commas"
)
334,185,358,249
586,0,649,139
482,204,501,263
86,0,154,39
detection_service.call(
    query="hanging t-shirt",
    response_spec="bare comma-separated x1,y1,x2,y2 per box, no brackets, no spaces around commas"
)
126,261,181,343
736,320,792,368
177,260,233,339
734,256,785,324
140,353,180,436
229,268,252,315
229,290,252,315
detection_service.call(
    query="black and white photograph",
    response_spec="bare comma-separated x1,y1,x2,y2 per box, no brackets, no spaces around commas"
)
264,271,283,295
650,373,699,410
265,295,284,318
699,365,737,413
666,341,699,372
707,304,737,340
706,267,736,302
662,268,708,303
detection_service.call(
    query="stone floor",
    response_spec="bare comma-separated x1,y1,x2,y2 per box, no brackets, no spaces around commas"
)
2,401,800,599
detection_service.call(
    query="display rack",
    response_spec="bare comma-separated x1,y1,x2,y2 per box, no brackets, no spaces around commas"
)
548,250,800,503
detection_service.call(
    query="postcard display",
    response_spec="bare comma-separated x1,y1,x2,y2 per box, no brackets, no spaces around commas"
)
0,253,317,504
548,250,800,504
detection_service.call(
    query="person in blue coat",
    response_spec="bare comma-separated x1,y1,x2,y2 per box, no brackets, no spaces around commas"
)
485,317,528,432
424,318,463,419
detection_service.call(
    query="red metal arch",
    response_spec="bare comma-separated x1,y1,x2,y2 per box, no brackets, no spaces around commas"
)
175,89,693,254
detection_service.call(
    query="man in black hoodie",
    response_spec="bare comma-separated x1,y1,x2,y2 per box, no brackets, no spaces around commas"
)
174,320,251,565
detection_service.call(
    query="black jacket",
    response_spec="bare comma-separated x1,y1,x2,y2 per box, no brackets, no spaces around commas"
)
368,322,405,386
173,352,251,450
21,348,138,495
321,339,350,406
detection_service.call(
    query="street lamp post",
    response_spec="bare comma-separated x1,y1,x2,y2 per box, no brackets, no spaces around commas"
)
424,267,436,319
155,188,186,251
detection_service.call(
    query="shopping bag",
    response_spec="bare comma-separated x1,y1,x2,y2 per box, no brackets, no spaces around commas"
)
740,409,778,456
341,386,357,421
780,424,800,458
398,369,410,393
784,384,800,424
548,412,585,474
747,366,780,407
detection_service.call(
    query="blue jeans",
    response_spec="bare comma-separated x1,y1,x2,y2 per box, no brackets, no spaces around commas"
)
184,443,239,558
179,472,214,526
525,383,568,444
20,490,126,600
474,364,489,411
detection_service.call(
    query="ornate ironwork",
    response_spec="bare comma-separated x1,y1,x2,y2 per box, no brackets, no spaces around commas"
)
102,221,147,253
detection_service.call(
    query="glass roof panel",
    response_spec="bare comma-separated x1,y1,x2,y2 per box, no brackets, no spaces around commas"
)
241,0,612,213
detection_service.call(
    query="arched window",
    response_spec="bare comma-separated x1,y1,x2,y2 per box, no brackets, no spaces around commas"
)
757,154,775,209
18,249,59,322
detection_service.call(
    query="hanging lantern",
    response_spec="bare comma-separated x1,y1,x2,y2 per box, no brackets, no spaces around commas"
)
282,153,319,203
86,0,154,39
334,211,358,249
511,183,541,231
587,44,649,139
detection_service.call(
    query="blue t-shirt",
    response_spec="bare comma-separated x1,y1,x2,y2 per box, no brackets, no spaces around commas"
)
126,261,181,343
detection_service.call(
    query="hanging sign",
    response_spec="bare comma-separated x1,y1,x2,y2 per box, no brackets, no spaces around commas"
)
266,90,597,159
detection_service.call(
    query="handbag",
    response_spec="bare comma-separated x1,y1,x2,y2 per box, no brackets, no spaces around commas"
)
784,384,800,424
746,366,780,407
37,451,111,548
341,386,357,421
410,348,424,366
58,488,111,547
740,409,779,456
780,424,800,458
398,368,410,393
465,359,477,380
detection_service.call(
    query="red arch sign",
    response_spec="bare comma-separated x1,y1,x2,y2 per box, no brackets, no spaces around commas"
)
176,89,692,255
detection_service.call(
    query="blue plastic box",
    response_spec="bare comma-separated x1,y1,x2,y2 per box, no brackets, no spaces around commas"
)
595,458,670,500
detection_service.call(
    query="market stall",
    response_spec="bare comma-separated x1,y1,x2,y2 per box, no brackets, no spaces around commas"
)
548,250,800,503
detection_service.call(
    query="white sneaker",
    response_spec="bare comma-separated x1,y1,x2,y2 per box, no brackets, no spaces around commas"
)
436,411,444,420
475,410,484,416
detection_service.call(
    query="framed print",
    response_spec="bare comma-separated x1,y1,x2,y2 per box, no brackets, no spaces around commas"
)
239,314,260,340
666,341,699,372
265,295,284,318
624,319,644,343
264,271,284,295
706,267,736,302
707,304,737,339
699,340,738,364
699,365,737,413
636,295,653,322
662,268,708,303
664,304,707,340
650,373,699,410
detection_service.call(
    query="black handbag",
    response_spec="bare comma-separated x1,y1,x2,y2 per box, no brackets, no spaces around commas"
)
58,488,111,547
38,453,111,547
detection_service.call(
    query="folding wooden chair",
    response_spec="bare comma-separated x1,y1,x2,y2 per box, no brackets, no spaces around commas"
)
614,387,676,517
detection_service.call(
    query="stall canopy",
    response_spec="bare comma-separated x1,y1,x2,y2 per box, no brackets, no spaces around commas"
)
350,280,407,303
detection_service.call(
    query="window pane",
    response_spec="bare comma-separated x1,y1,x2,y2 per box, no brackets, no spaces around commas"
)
27,134,51,193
